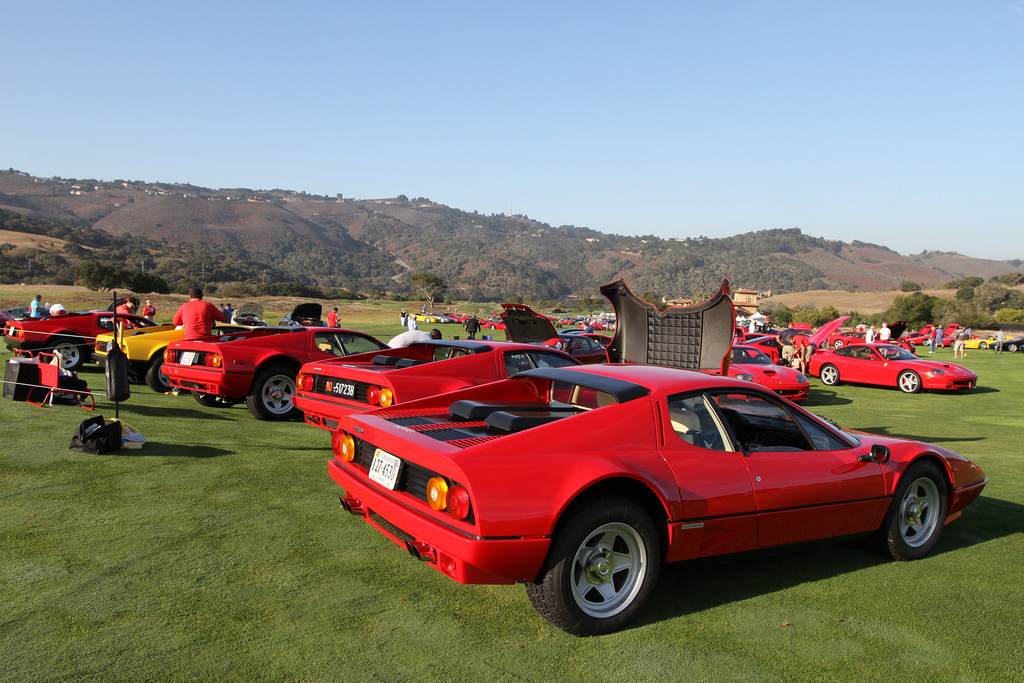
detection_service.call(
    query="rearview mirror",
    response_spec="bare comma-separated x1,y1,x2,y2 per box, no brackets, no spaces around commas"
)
859,444,891,463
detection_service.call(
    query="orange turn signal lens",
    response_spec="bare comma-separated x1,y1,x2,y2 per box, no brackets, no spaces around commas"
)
379,388,394,407
296,373,313,391
427,477,449,511
332,431,357,462
163,348,175,362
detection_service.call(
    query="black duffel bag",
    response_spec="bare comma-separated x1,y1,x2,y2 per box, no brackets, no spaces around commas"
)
70,415,122,454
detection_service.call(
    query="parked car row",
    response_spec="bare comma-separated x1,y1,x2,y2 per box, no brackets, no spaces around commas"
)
4,289,991,637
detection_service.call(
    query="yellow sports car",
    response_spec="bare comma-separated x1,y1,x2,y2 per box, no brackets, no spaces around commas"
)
93,323,252,392
964,334,999,350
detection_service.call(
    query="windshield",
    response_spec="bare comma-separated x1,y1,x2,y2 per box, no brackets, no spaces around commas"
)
731,347,774,365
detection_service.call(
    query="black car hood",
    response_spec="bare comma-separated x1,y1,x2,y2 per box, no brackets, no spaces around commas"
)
888,321,908,339
287,303,322,319
500,304,559,343
600,278,734,373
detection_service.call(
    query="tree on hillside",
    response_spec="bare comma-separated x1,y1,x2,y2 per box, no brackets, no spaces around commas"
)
76,262,120,291
410,272,447,309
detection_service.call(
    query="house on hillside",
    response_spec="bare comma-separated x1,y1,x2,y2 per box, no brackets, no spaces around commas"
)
731,288,761,317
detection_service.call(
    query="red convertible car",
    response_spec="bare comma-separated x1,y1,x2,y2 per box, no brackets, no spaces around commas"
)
294,339,581,430
809,343,978,393
326,363,987,635
728,345,809,401
162,327,387,420
4,311,157,371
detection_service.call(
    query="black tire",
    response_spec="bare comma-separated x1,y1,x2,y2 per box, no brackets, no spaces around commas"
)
872,460,948,561
50,336,85,371
525,498,660,636
819,364,840,386
833,340,844,348
245,364,298,421
144,356,171,393
1008,343,1019,353
978,342,987,350
897,370,921,394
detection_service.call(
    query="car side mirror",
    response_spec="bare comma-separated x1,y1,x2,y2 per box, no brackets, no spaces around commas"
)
859,444,890,463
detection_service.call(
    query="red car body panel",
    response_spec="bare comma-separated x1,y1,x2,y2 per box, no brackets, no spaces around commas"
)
809,343,978,391
294,339,580,429
327,364,986,590
163,327,387,399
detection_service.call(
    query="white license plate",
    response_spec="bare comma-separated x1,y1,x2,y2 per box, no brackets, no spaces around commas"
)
327,381,355,397
180,351,196,365
368,448,402,490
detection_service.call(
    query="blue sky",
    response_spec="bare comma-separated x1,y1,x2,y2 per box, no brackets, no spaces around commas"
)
3,1,1021,261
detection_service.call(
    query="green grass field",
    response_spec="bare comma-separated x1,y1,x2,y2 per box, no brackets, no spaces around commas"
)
2,330,1022,681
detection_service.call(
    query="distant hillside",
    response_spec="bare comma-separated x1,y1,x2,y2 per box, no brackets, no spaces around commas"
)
2,169,1020,300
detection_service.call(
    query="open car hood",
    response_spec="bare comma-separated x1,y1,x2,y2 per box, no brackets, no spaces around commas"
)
233,302,263,319
888,321,908,339
288,302,322,319
600,278,734,373
500,304,559,343
808,316,850,347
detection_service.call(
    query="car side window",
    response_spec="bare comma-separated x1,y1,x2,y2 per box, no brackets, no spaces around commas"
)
324,332,383,356
712,392,814,452
503,351,533,375
527,350,578,369
665,394,730,451
709,391,852,452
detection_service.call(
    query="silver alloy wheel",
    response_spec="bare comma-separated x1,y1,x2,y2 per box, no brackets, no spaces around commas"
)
53,340,82,370
570,521,648,619
898,371,921,393
820,365,839,385
897,475,941,548
259,373,295,415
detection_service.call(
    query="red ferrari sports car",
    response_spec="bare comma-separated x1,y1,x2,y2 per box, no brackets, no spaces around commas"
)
729,345,809,401
162,327,387,420
809,343,978,393
294,339,580,430
4,310,157,371
326,363,987,635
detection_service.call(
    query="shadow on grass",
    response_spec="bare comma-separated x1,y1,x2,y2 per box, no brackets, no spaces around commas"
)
632,495,1021,631
115,442,235,458
112,403,240,421
853,425,988,444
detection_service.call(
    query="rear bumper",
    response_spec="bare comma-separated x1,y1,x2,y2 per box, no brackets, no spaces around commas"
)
163,366,251,398
329,459,550,585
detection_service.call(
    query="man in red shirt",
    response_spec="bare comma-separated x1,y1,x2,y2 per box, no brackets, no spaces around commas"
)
327,306,339,327
793,333,812,374
115,297,137,316
172,287,225,340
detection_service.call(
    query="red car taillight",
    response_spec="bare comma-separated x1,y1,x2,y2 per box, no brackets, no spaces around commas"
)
163,349,175,363
332,431,356,462
296,373,314,391
204,353,222,368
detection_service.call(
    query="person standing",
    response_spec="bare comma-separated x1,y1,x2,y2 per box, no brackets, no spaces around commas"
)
223,303,234,323
172,287,226,340
953,327,968,359
929,326,939,353
878,323,891,343
327,307,339,328
994,328,1005,354
865,326,876,343
142,300,156,319
29,294,43,317
464,315,480,340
